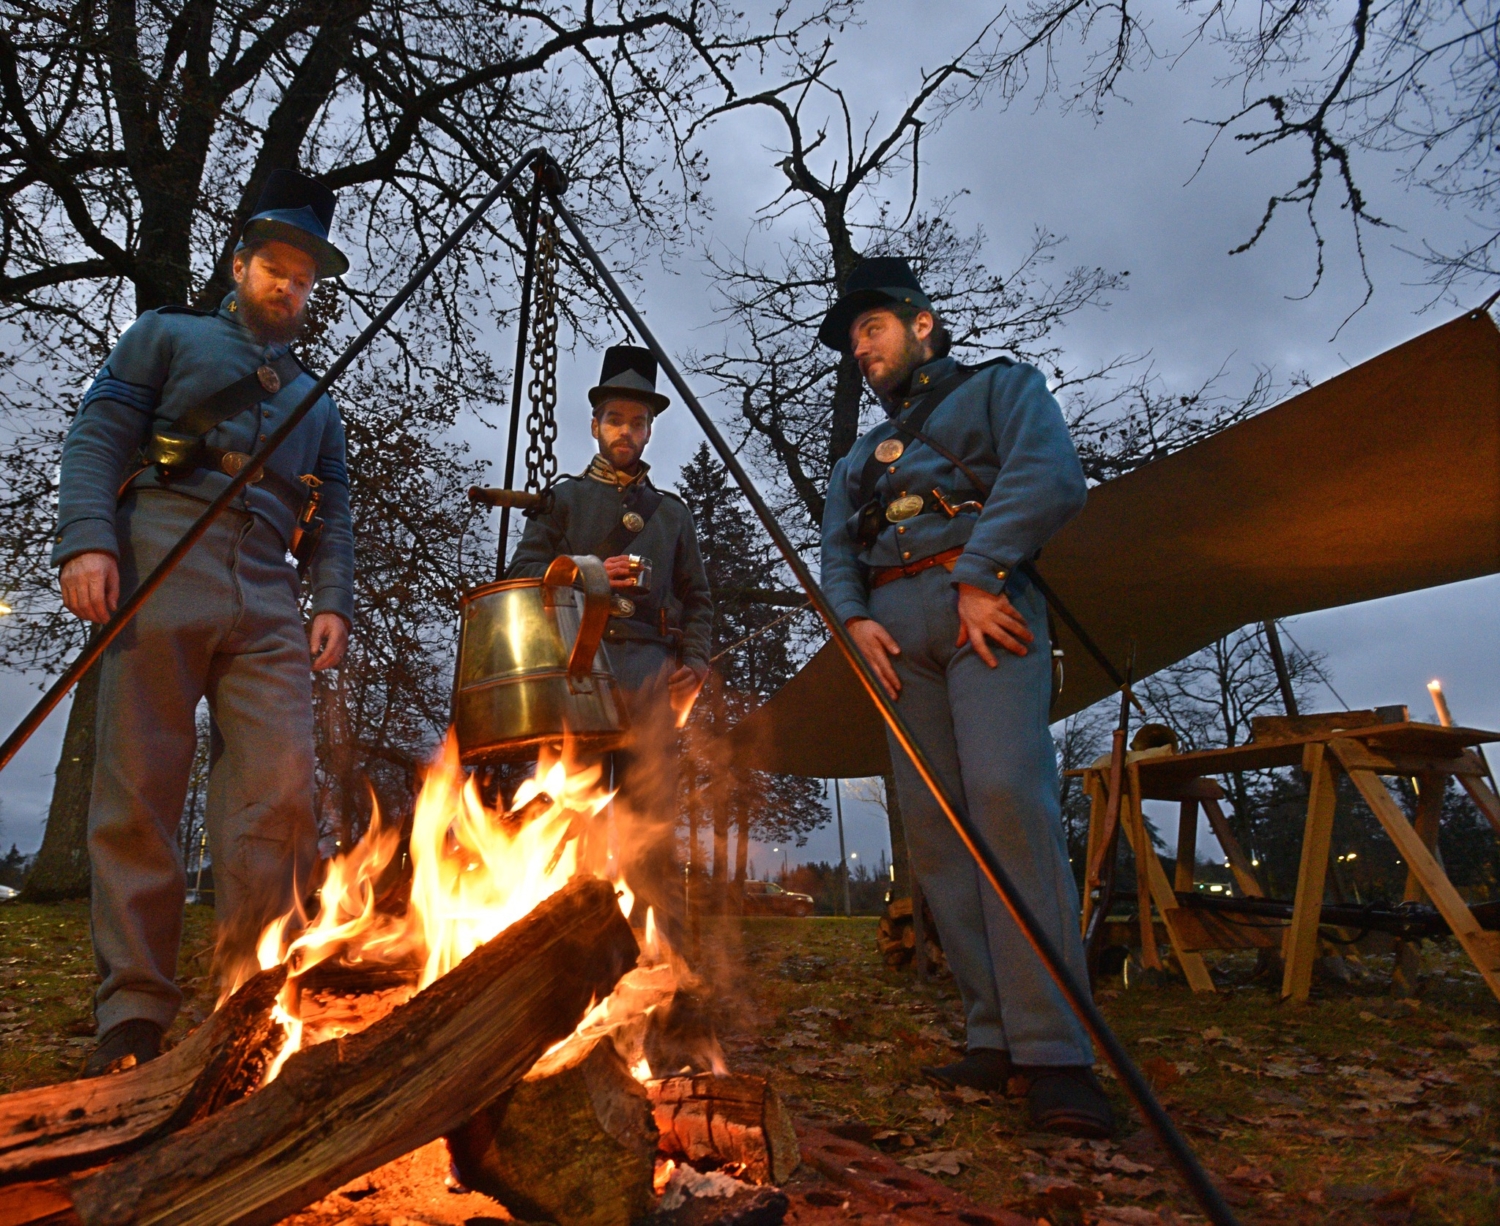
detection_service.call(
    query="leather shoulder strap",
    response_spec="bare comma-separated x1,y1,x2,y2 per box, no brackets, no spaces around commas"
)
172,351,303,438
854,357,1012,508
595,479,667,560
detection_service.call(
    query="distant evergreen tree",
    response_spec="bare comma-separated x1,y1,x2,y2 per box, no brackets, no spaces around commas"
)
675,444,826,895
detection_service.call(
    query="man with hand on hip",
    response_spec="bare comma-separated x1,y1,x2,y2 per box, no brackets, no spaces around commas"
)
54,170,354,1077
820,257,1108,1137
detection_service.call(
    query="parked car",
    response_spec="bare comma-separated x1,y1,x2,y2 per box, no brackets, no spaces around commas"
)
742,880,815,917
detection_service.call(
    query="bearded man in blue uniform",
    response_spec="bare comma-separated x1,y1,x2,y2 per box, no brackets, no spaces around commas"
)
820,257,1110,1137
53,171,355,1077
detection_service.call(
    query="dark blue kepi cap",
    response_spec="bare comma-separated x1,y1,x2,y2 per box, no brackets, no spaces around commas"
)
237,169,349,279
818,256,934,352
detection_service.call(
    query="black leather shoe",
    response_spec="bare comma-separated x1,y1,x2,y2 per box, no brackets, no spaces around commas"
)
1019,1065,1115,1138
920,1047,1013,1092
81,1018,163,1079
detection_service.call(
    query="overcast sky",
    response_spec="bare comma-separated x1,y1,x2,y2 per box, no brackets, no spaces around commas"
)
2,4,1496,874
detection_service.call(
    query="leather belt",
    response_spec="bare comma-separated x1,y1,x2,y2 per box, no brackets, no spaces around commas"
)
870,546,964,589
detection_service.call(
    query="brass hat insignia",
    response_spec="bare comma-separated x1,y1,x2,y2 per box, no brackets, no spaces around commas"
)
874,439,904,464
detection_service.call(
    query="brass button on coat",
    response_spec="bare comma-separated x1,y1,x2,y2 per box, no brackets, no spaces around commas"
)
622,511,645,533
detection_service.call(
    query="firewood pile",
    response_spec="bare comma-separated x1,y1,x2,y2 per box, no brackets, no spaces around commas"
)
0,877,797,1226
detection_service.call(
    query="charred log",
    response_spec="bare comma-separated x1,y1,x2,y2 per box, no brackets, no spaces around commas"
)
3,876,638,1226
0,967,285,1183
448,1037,658,1226
649,1074,798,1185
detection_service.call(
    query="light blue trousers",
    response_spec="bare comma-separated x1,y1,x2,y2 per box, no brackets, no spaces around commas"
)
869,565,1092,1067
89,490,318,1032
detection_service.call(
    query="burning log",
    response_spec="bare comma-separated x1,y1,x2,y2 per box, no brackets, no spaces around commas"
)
0,967,285,1183
649,1073,798,1186
2,876,637,1226
447,1037,658,1226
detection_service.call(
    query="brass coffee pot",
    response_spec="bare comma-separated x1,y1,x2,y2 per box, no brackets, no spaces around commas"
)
452,554,627,764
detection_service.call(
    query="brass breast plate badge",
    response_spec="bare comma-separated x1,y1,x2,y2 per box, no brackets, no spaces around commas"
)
219,451,262,482
874,438,904,464
256,364,281,394
885,494,925,523
622,511,646,533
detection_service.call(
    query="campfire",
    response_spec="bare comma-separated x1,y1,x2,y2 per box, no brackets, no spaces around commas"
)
0,734,796,1226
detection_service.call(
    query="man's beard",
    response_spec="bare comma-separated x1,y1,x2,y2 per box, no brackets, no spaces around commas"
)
604,440,643,472
865,329,929,399
237,291,307,345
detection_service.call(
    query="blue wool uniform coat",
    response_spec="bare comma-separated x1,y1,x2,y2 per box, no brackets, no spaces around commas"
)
821,353,1095,1067
51,293,354,622
821,354,1086,618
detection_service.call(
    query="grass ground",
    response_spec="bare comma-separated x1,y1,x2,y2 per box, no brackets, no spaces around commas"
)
2,902,1497,1224
712,917,1500,1226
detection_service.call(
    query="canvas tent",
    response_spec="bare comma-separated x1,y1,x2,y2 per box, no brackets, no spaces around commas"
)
726,309,1500,778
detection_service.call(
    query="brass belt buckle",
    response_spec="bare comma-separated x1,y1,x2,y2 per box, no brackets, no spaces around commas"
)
885,493,924,523
610,594,636,618
220,452,263,483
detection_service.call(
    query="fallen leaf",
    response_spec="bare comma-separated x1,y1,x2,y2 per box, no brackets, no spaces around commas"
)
1142,1056,1180,1089
1229,1165,1276,1188
1173,1061,1198,1077
1090,1207,1161,1225
901,1148,971,1176
918,1105,953,1127
1467,1045,1498,1062
1022,1172,1078,1193
1090,1175,1168,1199
904,1084,938,1102
952,1085,991,1105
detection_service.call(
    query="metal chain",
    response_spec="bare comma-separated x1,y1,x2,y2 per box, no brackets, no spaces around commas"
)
523,211,561,493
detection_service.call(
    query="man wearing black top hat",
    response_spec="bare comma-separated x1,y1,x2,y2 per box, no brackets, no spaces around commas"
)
819,257,1111,1137
52,171,355,1076
508,345,713,930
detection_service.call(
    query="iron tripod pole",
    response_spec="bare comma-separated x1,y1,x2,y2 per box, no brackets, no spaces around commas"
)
0,147,556,776
544,184,1241,1226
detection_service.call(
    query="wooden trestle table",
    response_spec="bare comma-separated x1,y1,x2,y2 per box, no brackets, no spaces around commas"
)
1074,716,1500,1004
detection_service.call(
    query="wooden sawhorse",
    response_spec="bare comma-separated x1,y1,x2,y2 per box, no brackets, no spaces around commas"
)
1079,716,1500,1003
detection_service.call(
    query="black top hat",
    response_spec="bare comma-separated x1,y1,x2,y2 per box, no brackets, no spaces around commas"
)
587,344,670,414
238,169,349,279
817,256,934,352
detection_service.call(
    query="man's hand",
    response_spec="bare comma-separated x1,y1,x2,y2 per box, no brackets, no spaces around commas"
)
955,582,1033,667
846,617,902,698
668,663,707,726
60,551,120,625
603,555,639,590
309,613,348,671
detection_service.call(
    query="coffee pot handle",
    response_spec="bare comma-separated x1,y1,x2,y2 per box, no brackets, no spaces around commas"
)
542,554,612,684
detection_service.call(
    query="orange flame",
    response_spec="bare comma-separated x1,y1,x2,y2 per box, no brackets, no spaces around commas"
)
240,730,709,1086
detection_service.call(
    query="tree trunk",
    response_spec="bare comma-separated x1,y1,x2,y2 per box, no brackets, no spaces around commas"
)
883,771,911,899
21,661,100,902
12,877,638,1226
711,801,729,890
734,803,750,884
